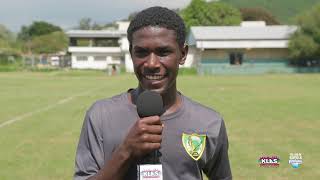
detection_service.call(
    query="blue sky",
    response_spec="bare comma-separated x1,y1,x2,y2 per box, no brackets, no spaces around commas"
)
0,0,191,32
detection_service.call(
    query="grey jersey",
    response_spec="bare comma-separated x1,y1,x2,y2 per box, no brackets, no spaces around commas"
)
74,92,232,180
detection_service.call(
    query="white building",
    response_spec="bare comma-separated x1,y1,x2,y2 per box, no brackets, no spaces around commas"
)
67,21,298,74
187,21,298,74
66,21,134,72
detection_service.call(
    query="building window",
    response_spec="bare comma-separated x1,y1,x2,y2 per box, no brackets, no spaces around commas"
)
76,39,91,46
93,38,120,47
94,56,106,61
229,52,243,65
76,56,88,61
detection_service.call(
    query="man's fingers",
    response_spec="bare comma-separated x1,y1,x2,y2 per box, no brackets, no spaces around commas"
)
142,142,161,151
136,116,163,134
140,116,162,125
145,125,163,134
141,134,162,143
136,123,163,134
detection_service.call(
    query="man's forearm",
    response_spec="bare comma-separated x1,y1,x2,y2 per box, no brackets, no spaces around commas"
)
89,145,134,180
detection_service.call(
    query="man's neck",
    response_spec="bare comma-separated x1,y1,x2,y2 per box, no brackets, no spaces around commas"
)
161,89,181,116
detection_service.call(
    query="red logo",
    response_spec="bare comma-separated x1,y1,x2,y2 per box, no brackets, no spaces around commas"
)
259,156,280,167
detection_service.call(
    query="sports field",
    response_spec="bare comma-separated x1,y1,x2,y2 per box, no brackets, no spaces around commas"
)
0,71,319,180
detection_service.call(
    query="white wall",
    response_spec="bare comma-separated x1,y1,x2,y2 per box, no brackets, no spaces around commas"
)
120,37,130,51
117,21,130,31
71,53,121,69
196,40,290,49
180,47,198,68
125,53,134,72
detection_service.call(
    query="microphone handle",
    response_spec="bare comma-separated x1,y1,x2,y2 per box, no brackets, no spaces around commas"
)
154,150,160,164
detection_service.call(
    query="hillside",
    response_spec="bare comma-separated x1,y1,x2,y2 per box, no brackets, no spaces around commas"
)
222,0,319,24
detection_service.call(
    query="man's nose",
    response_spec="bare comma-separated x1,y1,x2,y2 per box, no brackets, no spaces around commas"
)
145,53,160,69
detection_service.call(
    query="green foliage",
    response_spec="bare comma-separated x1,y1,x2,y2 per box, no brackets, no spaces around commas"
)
0,57,23,71
180,0,242,30
18,21,62,41
77,18,117,30
127,11,138,21
0,24,14,42
0,39,10,50
222,0,319,24
91,22,104,30
0,24,22,62
0,24,15,50
240,7,280,25
78,18,92,30
29,31,68,54
289,34,318,59
288,4,320,66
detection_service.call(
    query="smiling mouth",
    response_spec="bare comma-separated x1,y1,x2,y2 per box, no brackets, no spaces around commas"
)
144,74,166,80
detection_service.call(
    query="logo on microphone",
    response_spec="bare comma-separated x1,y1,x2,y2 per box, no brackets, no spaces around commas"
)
138,164,163,180
140,169,161,178
182,133,206,161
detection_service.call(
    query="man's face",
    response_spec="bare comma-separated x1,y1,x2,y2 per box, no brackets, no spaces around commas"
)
130,26,188,94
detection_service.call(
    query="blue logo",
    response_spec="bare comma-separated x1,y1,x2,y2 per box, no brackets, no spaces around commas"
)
289,153,302,168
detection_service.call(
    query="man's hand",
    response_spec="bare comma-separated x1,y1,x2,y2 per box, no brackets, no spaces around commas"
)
120,116,163,159
90,116,163,180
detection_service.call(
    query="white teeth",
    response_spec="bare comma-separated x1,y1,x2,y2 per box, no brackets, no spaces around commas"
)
145,75,164,80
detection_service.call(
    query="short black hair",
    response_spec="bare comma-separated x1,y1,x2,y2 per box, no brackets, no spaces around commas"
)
127,6,186,47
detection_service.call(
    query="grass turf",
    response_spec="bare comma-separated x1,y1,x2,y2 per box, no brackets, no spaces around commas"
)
0,71,319,179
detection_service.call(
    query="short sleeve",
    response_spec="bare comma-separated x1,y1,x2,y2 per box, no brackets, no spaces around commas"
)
203,119,232,180
74,110,104,180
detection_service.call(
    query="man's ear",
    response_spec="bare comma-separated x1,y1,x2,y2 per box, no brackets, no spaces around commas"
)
179,43,189,65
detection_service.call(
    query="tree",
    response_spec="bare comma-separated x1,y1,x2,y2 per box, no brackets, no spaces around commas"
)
77,18,103,30
0,24,14,42
180,0,242,30
288,4,320,66
92,22,104,30
29,31,68,54
78,18,92,30
0,24,16,50
0,25,12,50
18,21,62,41
0,24,21,63
240,7,280,25
127,12,138,21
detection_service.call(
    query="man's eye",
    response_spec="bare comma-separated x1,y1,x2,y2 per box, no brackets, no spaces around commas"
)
134,50,149,58
157,49,171,57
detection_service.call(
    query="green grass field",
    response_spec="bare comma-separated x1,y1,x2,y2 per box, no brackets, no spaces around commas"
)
0,71,319,180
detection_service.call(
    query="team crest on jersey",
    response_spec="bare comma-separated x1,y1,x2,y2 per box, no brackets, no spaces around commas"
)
182,133,206,161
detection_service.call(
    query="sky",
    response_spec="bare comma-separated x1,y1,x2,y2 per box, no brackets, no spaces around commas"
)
0,0,192,32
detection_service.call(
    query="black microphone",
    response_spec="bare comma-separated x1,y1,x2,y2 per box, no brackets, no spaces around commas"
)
137,90,164,118
136,90,164,164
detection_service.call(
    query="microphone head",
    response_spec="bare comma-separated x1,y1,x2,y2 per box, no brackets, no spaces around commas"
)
136,90,164,118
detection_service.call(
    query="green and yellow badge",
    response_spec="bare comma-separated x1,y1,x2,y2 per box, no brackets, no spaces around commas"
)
182,133,206,161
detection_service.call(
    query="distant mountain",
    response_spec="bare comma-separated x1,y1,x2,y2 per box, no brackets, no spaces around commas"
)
222,0,319,24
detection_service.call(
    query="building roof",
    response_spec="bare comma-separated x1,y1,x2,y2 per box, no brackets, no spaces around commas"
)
66,30,126,38
189,25,297,41
188,24,298,49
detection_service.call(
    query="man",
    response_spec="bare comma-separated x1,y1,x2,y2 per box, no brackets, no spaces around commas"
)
74,6,232,180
